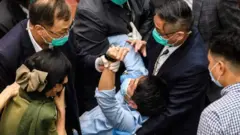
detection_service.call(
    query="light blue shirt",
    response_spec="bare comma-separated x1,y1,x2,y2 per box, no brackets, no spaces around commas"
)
80,88,148,135
79,34,148,135
108,34,148,82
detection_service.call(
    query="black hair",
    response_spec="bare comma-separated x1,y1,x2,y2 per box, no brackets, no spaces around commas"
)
209,30,240,67
29,0,71,27
132,76,167,116
155,0,192,31
24,49,71,93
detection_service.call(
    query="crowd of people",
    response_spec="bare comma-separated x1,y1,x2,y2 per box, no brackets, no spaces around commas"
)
0,0,239,135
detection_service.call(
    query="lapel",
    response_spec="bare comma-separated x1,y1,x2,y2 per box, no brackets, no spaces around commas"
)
147,36,164,75
192,0,203,27
19,20,35,64
156,29,197,77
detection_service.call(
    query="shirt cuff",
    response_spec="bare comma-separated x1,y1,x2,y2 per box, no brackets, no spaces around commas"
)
95,87,116,98
95,57,102,72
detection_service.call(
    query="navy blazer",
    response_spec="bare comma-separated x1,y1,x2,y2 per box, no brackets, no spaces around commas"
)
137,28,210,135
0,20,81,135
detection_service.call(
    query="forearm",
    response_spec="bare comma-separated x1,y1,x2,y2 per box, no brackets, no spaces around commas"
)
98,68,115,91
56,109,66,135
0,88,13,112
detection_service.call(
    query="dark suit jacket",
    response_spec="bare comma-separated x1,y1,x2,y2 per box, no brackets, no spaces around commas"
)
72,0,154,68
0,0,27,39
193,0,240,42
70,0,154,112
0,20,81,135
137,28,210,135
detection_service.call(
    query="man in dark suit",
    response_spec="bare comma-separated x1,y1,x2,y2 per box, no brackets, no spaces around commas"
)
0,0,29,38
0,0,80,135
130,0,210,134
70,0,155,113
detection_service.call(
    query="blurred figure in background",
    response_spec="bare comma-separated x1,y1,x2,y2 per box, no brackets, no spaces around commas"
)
0,0,29,38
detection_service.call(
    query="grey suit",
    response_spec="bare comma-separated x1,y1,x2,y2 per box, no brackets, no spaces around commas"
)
193,0,240,42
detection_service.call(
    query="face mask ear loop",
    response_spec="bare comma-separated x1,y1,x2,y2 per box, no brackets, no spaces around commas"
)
217,75,221,82
210,62,219,72
41,26,55,40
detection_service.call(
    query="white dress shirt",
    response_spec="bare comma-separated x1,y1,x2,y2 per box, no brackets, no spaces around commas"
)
153,45,180,76
27,21,42,52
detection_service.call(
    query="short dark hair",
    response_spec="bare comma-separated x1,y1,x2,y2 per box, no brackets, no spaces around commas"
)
29,0,71,27
132,76,167,116
155,0,192,31
24,49,71,93
209,30,240,68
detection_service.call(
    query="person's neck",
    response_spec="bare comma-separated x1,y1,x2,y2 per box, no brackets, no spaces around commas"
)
222,73,240,87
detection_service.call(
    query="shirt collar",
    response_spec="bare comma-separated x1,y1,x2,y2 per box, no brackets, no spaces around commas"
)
27,20,43,52
221,83,240,96
164,45,180,52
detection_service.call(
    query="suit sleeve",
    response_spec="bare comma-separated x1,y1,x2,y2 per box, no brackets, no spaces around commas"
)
218,0,240,31
137,68,209,134
0,53,16,92
71,8,110,69
138,0,154,41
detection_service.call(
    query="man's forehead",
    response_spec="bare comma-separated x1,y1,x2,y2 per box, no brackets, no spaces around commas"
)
51,19,72,30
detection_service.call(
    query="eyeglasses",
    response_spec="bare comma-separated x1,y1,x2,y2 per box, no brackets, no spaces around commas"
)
42,22,74,38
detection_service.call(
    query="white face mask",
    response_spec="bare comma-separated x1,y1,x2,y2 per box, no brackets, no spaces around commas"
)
209,62,223,87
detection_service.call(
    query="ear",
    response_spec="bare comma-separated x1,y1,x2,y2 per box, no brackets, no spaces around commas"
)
218,61,226,76
34,25,44,36
175,31,185,41
128,100,138,109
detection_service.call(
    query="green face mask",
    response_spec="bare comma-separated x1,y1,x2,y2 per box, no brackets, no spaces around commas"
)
50,34,69,47
111,0,128,6
152,28,172,47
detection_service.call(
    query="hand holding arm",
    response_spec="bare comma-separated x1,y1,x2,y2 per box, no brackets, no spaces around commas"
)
127,40,147,57
54,89,66,135
0,82,19,112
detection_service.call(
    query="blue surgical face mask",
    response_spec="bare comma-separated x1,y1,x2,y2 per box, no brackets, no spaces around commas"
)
111,0,128,6
120,78,131,99
209,63,223,87
152,28,172,47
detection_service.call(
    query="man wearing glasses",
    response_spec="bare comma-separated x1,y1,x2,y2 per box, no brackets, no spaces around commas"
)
129,0,210,134
0,0,80,135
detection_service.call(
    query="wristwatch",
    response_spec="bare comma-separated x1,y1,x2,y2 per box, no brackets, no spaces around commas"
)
104,53,117,62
